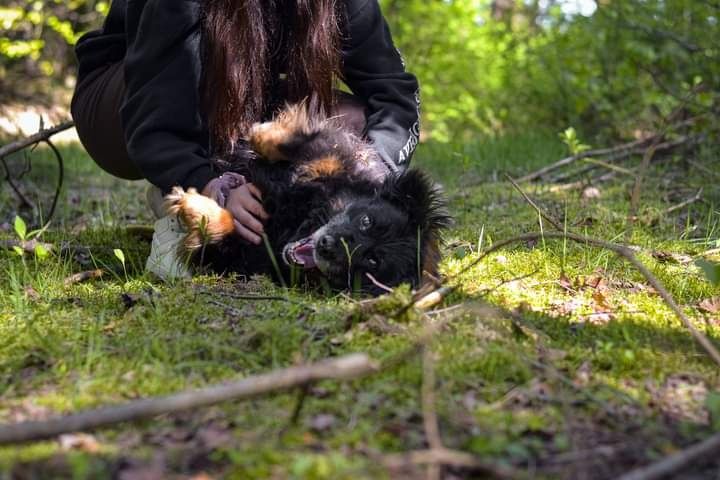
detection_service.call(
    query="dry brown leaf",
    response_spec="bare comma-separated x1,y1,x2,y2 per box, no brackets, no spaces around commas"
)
58,433,101,453
698,297,720,315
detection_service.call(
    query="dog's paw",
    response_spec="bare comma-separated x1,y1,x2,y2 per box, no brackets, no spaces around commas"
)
292,154,345,183
248,103,321,163
164,187,235,251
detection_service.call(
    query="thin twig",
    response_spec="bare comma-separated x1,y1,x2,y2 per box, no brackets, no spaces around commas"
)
518,131,696,183
42,138,64,228
0,121,75,158
517,136,657,183
686,158,720,180
383,448,522,480
617,432,720,480
0,353,377,445
0,239,55,254
625,136,662,242
506,174,563,231
663,188,703,215
63,269,104,287
0,154,34,208
421,343,443,480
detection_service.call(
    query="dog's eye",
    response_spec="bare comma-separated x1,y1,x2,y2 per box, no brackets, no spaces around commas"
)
359,214,373,231
367,256,380,269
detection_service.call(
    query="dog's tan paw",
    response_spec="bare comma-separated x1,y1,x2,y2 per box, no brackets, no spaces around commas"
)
293,154,345,182
248,103,320,163
164,187,235,251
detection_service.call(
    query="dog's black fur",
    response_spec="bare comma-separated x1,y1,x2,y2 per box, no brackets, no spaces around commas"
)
167,103,451,295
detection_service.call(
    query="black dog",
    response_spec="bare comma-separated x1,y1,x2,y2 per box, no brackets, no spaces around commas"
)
166,103,451,294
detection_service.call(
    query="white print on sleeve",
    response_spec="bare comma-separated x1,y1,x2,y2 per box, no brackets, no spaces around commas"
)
398,89,421,165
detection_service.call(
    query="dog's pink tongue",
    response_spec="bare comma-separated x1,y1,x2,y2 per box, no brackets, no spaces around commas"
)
293,240,316,269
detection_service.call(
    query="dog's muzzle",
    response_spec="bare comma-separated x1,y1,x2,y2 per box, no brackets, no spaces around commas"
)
282,236,317,269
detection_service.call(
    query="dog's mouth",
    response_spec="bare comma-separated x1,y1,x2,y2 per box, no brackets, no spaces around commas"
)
282,235,317,270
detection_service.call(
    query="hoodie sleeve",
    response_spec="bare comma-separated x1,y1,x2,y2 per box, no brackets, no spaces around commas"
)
341,0,421,174
121,0,215,192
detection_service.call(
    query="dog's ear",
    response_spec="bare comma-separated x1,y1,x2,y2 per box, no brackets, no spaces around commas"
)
382,169,452,233
382,169,453,282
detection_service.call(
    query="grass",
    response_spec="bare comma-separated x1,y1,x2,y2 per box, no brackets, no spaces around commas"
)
0,133,719,479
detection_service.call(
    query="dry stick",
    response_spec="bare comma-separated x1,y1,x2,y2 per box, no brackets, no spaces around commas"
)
383,449,520,480
412,232,720,367
421,343,443,480
518,130,696,184
0,121,75,158
63,269,104,287
0,154,33,208
686,158,720,180
517,136,657,183
505,174,564,231
617,431,720,480
0,353,377,445
0,239,55,254
663,188,703,215
625,136,661,243
549,171,617,192
548,133,697,185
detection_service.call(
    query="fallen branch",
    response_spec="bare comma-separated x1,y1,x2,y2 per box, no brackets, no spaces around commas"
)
421,344,443,480
0,353,377,445
383,448,521,480
518,132,696,183
506,174,563,231
0,239,55,254
663,188,703,215
0,121,75,158
617,432,720,480
63,269,104,287
1,121,73,227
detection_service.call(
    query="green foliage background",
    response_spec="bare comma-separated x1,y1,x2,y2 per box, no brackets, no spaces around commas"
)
1,0,718,141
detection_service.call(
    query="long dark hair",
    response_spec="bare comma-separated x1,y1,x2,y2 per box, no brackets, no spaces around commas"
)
203,0,342,152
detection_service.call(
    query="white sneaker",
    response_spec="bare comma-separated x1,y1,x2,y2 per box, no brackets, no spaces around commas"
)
146,215,193,281
146,185,166,219
144,185,192,281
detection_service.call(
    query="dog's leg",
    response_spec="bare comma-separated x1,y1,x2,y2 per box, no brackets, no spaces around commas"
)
165,187,235,252
293,154,345,182
248,103,318,163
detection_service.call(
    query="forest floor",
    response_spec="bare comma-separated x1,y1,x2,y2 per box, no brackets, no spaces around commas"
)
0,132,719,479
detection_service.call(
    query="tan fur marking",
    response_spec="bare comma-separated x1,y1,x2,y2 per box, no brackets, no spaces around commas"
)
296,154,344,181
421,238,441,281
248,103,321,163
248,122,292,162
165,187,235,252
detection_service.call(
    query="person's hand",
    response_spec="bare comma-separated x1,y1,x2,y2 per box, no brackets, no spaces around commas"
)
224,183,269,244
201,174,269,244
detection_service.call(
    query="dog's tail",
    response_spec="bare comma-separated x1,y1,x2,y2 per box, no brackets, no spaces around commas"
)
165,187,235,251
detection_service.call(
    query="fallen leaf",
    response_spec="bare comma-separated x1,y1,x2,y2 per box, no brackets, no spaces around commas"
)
698,297,720,315
24,286,40,300
309,414,336,432
58,433,100,453
582,186,601,199
557,273,573,293
652,251,693,265
195,423,233,450
64,269,104,287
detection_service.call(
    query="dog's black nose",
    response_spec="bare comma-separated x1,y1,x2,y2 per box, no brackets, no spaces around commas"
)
319,234,335,251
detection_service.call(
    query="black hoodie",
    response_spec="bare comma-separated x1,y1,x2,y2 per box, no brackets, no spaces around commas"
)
75,0,420,192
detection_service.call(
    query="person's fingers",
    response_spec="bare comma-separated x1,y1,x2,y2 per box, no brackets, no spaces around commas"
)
242,193,269,220
233,220,262,245
246,183,262,199
229,204,265,236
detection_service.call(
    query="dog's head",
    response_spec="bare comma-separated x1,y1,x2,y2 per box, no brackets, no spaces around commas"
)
282,169,452,294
